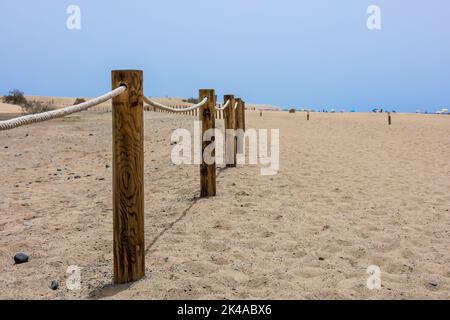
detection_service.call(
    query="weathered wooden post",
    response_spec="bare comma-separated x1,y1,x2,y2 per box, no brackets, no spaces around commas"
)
111,70,145,284
388,112,392,125
307,111,310,121
235,98,245,154
199,89,216,197
224,95,236,167
242,100,246,131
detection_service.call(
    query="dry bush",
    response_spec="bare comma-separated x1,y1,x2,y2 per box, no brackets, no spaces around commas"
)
3,89,50,114
2,89,27,106
289,108,296,113
182,97,199,104
21,101,50,114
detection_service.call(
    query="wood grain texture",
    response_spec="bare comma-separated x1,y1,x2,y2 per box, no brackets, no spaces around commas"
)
224,95,236,167
199,89,216,197
111,70,145,284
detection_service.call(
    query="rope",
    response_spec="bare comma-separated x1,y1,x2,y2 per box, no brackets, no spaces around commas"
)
143,96,207,113
215,100,230,111
0,86,127,131
234,102,239,110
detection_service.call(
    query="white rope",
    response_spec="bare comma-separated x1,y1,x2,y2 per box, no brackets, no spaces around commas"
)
234,102,239,110
215,100,230,111
0,86,127,131
144,96,207,113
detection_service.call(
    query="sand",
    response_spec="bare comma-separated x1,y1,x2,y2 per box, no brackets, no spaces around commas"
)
0,109,449,300
0,102,22,114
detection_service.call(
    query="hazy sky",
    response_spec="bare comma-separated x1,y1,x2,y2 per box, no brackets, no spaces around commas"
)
1,0,449,112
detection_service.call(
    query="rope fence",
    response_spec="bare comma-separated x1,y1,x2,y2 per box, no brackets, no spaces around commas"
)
0,86,127,131
0,70,248,286
143,96,208,113
215,99,230,111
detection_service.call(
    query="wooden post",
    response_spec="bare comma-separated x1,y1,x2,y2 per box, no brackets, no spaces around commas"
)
242,100,246,131
388,112,392,125
199,89,216,197
235,98,245,154
260,111,263,117
111,70,145,284
224,95,236,167
307,111,310,121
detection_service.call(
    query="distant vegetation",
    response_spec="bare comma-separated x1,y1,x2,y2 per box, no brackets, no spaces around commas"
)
73,98,86,105
289,108,296,114
2,89,27,106
2,89,50,114
182,97,199,104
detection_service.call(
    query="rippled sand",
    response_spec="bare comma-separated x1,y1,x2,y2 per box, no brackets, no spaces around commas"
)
0,109,449,299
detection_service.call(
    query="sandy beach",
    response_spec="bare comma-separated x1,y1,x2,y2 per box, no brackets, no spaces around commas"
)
0,108,449,299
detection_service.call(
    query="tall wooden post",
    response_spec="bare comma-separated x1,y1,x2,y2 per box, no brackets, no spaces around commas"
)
307,111,310,121
224,95,236,167
111,70,145,284
242,100,246,131
199,89,216,197
388,112,392,125
235,98,245,154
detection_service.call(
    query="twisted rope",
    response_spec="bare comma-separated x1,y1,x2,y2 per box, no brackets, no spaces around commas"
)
234,102,239,109
215,100,230,111
0,86,127,131
143,96,207,113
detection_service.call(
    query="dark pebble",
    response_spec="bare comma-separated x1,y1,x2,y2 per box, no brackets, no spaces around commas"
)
14,253,29,264
105,164,110,168
50,280,59,290
318,257,325,261
74,176,81,179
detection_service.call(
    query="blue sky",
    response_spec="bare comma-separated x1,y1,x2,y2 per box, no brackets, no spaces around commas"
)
0,1,449,112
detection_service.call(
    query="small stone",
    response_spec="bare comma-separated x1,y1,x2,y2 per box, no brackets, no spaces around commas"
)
426,277,439,288
318,257,325,261
50,280,59,290
14,253,29,264
74,175,81,179
4,146,8,149
89,133,94,136
105,164,110,168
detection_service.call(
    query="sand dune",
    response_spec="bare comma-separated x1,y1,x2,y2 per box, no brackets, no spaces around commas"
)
0,102,22,114
0,109,449,299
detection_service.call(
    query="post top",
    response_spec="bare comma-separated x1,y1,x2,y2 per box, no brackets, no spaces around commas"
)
112,69,143,73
